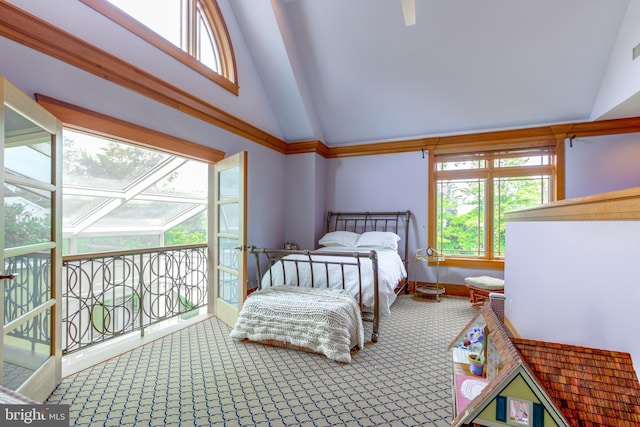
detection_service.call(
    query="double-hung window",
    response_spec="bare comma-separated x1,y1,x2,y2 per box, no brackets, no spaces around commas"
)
431,147,555,268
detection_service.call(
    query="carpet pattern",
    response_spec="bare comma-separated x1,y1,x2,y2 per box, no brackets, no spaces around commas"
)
46,295,476,426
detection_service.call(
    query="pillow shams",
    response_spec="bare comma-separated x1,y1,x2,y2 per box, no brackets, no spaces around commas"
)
356,231,401,251
318,231,360,247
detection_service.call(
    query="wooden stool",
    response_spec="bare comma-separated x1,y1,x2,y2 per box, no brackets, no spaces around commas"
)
464,276,504,308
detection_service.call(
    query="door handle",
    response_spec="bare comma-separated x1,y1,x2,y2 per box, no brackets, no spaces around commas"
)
0,274,16,280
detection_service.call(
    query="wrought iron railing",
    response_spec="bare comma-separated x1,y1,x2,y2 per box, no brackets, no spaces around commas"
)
3,252,52,349
62,244,208,354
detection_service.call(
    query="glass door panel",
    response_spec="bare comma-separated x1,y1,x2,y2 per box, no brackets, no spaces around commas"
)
1,76,62,402
211,152,246,327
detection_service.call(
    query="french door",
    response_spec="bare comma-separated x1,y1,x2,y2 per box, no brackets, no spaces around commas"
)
1,77,62,402
210,151,247,327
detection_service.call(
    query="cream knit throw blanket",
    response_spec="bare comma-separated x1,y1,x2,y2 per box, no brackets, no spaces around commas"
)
230,286,365,363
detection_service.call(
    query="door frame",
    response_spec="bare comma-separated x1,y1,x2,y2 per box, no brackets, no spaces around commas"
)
208,151,247,327
1,76,62,402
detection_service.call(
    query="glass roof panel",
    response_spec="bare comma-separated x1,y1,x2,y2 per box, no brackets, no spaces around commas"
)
62,195,106,225
144,160,207,197
92,200,199,227
63,129,171,190
62,128,207,255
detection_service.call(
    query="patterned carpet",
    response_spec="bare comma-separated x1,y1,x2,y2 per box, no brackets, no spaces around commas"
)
46,295,476,426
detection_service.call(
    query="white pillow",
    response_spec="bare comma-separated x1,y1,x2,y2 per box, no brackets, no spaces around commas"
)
318,231,361,247
356,231,401,251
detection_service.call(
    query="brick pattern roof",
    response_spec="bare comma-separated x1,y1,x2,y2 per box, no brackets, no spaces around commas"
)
450,303,640,427
513,338,640,427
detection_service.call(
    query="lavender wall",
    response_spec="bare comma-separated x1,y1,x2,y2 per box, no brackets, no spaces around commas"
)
565,133,640,198
5,0,284,139
501,132,640,374
505,220,640,375
314,154,328,244
325,152,425,278
283,153,317,250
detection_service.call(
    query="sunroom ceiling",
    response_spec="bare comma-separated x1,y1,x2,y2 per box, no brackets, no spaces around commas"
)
62,130,207,238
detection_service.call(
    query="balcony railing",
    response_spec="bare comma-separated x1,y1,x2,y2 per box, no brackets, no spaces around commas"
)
4,252,52,349
62,244,208,354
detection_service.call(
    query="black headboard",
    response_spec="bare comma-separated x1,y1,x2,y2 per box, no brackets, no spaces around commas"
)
325,210,411,269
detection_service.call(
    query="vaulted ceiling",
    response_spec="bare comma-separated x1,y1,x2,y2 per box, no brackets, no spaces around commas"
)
229,0,637,147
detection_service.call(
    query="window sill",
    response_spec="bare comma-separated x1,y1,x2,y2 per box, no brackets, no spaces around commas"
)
429,257,504,270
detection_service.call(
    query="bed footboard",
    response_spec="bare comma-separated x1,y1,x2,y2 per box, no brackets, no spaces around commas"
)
248,247,381,342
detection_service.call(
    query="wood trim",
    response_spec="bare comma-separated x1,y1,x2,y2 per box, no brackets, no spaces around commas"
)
411,282,470,298
80,0,238,94
562,116,640,138
325,138,429,158
201,0,238,86
62,243,207,263
505,186,640,222
427,149,436,255
2,77,60,136
285,140,330,157
312,116,640,158
440,284,470,298
2,2,640,160
553,133,566,201
35,94,225,164
437,258,505,270
0,2,286,154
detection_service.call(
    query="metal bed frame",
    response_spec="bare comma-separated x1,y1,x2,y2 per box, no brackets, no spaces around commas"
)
248,210,411,343
325,210,411,295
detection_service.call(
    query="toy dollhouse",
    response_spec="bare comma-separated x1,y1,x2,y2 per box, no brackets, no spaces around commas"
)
449,294,640,426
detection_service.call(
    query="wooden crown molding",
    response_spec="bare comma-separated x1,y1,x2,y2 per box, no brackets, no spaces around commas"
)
36,94,225,164
0,1,286,155
284,140,330,157
320,117,640,158
2,2,640,160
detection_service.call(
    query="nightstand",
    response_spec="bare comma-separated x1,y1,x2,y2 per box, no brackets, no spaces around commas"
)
414,247,445,301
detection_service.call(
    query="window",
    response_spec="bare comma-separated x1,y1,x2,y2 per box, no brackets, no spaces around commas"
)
508,397,531,425
431,147,555,267
39,93,223,258
81,0,238,94
62,128,208,254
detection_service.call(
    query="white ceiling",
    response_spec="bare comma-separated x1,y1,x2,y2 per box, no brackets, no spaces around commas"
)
229,0,634,146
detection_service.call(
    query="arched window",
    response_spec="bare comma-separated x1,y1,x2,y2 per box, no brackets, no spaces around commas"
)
81,0,238,94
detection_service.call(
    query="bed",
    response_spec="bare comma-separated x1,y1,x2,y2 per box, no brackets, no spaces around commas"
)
230,211,410,362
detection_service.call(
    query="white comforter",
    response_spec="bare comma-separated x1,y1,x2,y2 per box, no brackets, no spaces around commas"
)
230,286,364,363
260,247,407,316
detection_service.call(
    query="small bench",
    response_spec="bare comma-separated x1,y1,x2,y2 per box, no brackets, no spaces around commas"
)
464,276,504,308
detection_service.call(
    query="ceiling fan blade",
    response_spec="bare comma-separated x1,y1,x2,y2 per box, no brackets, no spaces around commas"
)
401,0,416,26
